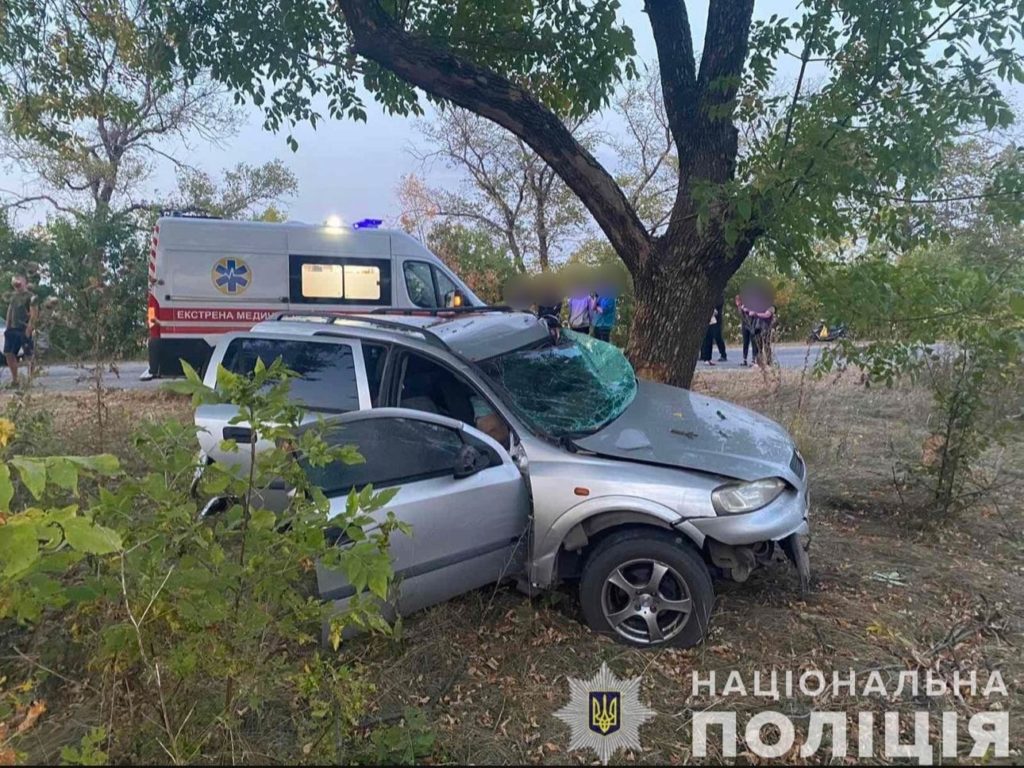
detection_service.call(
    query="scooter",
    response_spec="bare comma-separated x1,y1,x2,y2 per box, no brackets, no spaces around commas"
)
808,321,847,343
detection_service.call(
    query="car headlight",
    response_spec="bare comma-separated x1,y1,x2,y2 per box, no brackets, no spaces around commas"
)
711,477,787,515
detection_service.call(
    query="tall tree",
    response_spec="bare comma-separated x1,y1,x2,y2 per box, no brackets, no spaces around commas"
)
170,160,299,220
403,109,590,272
0,0,238,224
32,0,1022,385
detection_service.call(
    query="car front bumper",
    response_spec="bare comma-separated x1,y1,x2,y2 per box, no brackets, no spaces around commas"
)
680,485,809,547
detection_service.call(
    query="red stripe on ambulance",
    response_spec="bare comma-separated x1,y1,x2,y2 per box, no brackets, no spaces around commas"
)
157,307,280,323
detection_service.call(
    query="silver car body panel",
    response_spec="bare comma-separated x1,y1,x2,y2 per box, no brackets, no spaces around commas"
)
574,380,804,486
313,409,530,617
249,312,551,362
685,486,810,546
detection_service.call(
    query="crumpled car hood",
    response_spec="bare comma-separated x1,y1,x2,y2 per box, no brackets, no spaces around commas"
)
573,380,803,485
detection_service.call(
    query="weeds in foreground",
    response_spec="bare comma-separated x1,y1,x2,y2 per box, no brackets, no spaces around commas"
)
0,360,432,764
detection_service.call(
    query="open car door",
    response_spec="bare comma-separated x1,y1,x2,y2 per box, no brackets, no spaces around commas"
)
308,409,531,618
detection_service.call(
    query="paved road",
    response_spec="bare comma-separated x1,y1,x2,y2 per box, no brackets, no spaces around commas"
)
15,342,830,393
696,342,826,373
10,361,155,392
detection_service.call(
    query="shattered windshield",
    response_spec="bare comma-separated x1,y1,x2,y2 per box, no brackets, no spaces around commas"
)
480,330,637,438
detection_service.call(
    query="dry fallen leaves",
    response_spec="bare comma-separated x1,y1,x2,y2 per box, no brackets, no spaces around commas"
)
14,700,45,735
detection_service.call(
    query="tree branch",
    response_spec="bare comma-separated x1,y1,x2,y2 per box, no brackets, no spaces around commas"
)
0,192,83,217
337,0,651,273
644,0,698,150
692,0,755,183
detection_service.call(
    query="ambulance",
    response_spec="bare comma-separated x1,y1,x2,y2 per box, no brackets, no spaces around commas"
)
146,214,482,376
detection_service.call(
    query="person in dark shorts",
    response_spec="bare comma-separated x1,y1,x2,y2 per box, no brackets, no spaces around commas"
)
5,275,37,385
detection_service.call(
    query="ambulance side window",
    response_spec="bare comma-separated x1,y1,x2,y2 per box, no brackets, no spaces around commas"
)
404,261,436,308
403,260,463,308
289,255,391,306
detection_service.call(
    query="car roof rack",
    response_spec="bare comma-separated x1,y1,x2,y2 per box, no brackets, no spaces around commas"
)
158,208,223,219
265,311,449,349
368,304,517,316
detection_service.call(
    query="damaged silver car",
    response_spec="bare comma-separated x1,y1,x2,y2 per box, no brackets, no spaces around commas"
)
196,310,810,648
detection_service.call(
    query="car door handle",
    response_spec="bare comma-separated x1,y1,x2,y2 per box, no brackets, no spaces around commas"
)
223,426,253,443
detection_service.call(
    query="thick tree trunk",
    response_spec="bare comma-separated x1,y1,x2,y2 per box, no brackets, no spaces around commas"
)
626,235,737,389
338,0,759,388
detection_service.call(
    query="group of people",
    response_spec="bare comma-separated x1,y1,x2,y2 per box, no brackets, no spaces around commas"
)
701,280,776,367
534,288,618,342
504,265,622,344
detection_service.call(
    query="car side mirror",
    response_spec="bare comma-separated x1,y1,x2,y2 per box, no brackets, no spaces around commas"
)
453,444,485,479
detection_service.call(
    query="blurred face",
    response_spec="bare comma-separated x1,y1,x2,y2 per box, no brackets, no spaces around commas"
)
12,277,26,291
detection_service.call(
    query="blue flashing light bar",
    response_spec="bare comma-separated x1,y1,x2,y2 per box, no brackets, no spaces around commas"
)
353,218,383,230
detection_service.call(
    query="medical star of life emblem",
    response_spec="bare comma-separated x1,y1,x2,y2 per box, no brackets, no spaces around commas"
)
554,662,656,765
212,257,250,295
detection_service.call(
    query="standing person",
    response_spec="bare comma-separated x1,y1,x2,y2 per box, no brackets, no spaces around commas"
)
735,294,753,365
4,275,37,386
567,291,594,335
700,305,719,366
739,285,776,367
710,294,727,362
534,275,563,322
592,288,616,343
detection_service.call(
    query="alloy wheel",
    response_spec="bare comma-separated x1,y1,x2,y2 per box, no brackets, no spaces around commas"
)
600,558,693,645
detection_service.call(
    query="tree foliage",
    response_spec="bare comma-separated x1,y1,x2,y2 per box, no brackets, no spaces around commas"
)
817,227,1024,517
99,0,1024,386
0,0,299,362
403,110,591,272
170,159,299,219
0,0,238,220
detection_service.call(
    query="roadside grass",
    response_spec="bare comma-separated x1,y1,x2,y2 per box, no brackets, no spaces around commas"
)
2,368,1021,764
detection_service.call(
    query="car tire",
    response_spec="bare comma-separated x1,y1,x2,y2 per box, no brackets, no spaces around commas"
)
579,529,714,648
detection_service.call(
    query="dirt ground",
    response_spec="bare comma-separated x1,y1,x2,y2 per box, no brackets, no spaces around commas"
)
4,370,1022,764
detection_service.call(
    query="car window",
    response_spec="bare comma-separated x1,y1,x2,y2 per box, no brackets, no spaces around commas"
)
220,337,361,412
362,343,388,406
395,352,512,447
305,417,465,495
404,261,436,308
342,264,382,300
299,262,344,298
434,268,460,307
396,352,478,424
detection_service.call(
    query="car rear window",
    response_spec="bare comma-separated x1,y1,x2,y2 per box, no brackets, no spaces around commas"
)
220,337,361,412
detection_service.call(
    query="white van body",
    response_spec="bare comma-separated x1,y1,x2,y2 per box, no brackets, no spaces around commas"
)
146,216,482,376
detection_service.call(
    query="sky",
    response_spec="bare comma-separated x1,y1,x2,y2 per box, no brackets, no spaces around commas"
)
0,1,816,229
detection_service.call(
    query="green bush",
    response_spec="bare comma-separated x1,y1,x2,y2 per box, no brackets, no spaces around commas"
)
817,236,1024,517
0,359,410,762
